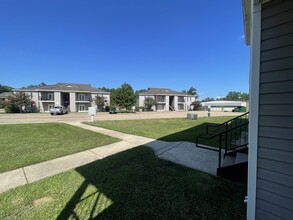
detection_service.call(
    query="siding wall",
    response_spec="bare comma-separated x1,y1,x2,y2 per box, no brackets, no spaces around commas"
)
257,0,293,219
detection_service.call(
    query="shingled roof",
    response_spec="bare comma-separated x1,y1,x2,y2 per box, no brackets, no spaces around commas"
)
139,88,193,96
0,92,14,99
15,83,109,93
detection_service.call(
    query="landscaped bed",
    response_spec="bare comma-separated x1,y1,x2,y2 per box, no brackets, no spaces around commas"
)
84,116,233,144
0,147,246,219
0,123,120,172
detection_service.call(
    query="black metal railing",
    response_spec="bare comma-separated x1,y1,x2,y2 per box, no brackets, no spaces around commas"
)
196,112,249,168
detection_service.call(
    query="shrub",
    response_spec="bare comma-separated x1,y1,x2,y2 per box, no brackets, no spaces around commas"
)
5,105,20,113
0,100,6,108
118,110,136,113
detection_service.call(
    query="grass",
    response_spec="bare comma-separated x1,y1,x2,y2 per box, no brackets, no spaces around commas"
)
85,116,234,144
0,123,120,172
0,147,247,219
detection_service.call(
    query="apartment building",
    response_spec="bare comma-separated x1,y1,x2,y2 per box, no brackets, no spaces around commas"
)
14,83,110,112
137,88,196,111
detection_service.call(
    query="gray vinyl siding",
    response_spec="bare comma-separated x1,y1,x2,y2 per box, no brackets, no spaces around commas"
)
257,0,293,219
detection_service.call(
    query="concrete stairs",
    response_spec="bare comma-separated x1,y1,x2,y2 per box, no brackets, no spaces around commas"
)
217,148,248,182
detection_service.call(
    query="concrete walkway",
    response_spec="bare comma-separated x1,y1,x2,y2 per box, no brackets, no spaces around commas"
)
0,122,219,194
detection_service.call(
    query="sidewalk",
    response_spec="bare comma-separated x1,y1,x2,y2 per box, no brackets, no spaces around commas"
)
0,122,219,194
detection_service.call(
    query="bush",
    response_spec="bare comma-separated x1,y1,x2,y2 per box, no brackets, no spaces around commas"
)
0,100,6,109
5,105,20,113
105,106,110,112
118,110,136,114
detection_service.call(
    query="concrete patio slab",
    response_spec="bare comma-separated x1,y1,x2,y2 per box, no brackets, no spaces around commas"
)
157,141,219,175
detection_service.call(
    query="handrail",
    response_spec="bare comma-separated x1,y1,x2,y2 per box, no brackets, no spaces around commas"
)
206,112,249,134
197,122,249,142
196,113,249,170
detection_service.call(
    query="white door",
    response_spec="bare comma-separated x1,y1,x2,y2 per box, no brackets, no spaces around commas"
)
78,105,85,112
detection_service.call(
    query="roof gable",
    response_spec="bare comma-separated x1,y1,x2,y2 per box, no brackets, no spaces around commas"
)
14,83,109,94
139,88,193,96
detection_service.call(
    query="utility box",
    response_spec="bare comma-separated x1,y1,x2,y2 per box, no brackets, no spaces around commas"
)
88,107,96,116
187,113,198,120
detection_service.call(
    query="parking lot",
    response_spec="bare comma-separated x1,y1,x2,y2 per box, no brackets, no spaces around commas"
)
0,111,242,125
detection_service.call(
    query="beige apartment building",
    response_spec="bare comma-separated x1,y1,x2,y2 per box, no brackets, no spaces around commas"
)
14,83,110,112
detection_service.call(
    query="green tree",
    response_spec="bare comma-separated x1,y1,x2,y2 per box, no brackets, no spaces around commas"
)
21,82,47,89
224,91,249,101
0,84,13,93
187,86,198,99
114,83,136,109
144,97,156,111
240,93,249,101
191,101,202,110
95,95,105,112
5,92,31,113
135,89,147,95
202,97,214,102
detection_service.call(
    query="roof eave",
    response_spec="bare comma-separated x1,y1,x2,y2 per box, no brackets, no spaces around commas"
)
243,0,252,45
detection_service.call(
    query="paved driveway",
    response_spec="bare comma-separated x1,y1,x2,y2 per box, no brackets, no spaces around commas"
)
0,111,242,125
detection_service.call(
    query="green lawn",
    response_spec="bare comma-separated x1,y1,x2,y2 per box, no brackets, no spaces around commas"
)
0,147,247,219
0,123,120,172
85,116,233,144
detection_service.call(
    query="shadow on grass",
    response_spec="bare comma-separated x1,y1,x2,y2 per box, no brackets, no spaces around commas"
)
57,147,247,219
157,122,223,147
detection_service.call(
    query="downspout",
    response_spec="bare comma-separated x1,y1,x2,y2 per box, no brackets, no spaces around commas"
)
247,0,261,219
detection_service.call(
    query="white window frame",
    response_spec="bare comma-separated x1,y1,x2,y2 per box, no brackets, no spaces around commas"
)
78,104,86,112
48,93,54,100
78,94,85,101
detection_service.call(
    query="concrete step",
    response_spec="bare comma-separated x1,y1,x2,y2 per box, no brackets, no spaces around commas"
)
221,155,235,167
235,152,248,164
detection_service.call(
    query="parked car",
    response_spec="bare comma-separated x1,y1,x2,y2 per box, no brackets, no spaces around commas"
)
109,108,117,114
49,106,68,115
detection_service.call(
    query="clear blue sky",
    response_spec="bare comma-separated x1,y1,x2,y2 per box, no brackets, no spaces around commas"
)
0,0,249,99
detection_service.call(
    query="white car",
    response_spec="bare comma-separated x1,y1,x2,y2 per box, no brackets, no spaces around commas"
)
49,106,68,115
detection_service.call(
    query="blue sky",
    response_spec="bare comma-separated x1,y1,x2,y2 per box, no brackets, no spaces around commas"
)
0,0,249,99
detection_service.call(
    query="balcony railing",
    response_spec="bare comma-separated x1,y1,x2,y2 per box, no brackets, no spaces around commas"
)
40,97,54,101
178,97,185,102
156,96,165,102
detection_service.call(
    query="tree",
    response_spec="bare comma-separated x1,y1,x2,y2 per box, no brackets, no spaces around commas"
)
95,95,105,112
191,101,202,110
5,92,31,113
224,91,249,101
21,82,47,89
144,97,156,111
202,97,214,102
0,84,13,93
135,89,147,95
98,87,111,93
182,86,198,99
114,83,136,109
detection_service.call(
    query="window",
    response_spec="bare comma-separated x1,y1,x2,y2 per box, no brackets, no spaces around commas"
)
78,105,85,112
178,104,184,110
78,94,85,101
157,104,165,110
156,96,165,102
48,93,54,100
178,96,185,102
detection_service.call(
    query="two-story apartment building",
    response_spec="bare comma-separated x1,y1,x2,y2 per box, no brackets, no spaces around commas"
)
14,83,110,112
137,88,196,111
